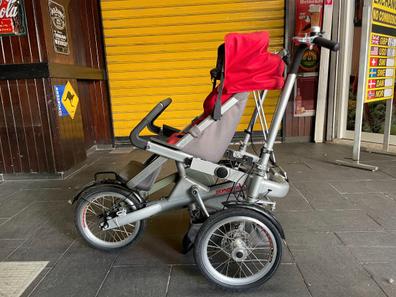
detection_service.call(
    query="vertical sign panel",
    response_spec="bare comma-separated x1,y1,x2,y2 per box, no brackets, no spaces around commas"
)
48,0,70,55
365,0,396,103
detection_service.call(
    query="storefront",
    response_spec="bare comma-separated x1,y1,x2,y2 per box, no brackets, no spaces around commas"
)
330,0,396,147
1,0,336,177
0,0,111,177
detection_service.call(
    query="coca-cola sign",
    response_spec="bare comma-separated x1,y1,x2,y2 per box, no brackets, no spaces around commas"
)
0,0,26,36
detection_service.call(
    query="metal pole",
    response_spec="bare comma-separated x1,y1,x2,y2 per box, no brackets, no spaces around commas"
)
336,0,378,171
352,1,371,161
383,99,393,152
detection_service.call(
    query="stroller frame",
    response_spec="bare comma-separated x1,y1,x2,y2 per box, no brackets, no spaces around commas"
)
101,54,301,230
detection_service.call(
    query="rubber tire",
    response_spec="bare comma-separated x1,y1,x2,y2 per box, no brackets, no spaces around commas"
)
194,208,283,291
74,185,146,252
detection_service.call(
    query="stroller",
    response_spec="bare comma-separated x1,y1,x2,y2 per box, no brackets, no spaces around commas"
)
72,31,339,290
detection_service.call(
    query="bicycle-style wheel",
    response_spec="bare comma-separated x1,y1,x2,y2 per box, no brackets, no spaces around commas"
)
194,208,282,290
74,185,145,251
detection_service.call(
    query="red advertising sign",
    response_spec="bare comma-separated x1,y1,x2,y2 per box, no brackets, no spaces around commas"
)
0,0,26,36
295,0,324,72
295,0,324,37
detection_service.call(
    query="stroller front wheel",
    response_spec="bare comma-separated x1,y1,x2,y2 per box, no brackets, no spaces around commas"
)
194,208,282,291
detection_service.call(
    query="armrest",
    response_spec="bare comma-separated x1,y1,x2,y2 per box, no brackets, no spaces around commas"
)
149,137,181,151
162,124,180,137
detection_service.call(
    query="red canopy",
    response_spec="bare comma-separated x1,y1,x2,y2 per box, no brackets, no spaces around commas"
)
224,31,285,92
168,31,285,144
203,31,285,116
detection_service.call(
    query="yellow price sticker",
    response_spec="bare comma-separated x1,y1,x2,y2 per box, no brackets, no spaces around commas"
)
61,81,79,120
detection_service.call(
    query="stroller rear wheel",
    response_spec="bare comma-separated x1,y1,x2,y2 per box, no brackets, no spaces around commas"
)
194,208,282,290
74,185,145,251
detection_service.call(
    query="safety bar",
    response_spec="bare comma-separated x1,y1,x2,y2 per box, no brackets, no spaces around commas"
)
313,36,340,52
130,98,172,149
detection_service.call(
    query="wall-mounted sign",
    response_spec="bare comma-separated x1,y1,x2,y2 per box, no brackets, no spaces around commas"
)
0,0,26,36
54,82,79,119
48,0,69,55
365,0,396,103
295,0,324,72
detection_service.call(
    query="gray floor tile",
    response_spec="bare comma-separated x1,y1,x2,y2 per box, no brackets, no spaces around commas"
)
281,243,294,264
276,186,313,211
167,264,311,297
344,193,396,230
348,246,396,263
0,239,24,260
20,267,52,297
7,225,75,266
0,201,73,240
276,211,328,232
0,188,74,218
96,265,170,297
0,203,48,239
364,263,396,297
115,233,194,266
317,209,382,232
292,246,386,297
0,184,20,202
285,231,342,247
330,180,396,195
292,182,357,210
336,231,396,247
29,242,118,297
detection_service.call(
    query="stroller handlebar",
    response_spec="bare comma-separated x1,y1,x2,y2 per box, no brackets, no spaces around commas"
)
293,34,340,52
130,98,172,149
312,36,340,52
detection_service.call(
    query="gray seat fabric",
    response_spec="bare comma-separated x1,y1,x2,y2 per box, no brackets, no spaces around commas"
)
181,92,249,163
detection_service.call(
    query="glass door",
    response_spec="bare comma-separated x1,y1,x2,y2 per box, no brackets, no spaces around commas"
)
341,0,396,145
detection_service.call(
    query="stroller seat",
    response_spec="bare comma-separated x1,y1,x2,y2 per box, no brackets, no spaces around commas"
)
166,31,285,163
125,31,285,191
170,92,249,163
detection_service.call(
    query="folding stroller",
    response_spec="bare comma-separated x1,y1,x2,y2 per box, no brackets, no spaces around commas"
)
72,31,339,290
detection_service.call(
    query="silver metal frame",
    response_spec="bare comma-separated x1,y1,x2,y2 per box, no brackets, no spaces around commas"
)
102,37,327,231
104,90,293,229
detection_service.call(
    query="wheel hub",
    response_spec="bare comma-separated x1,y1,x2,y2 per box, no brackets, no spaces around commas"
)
230,238,249,262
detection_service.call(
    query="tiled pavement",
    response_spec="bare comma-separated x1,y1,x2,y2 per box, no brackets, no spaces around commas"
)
0,143,396,297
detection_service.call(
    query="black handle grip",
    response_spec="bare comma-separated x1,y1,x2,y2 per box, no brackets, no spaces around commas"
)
129,98,172,149
147,113,162,134
313,37,340,52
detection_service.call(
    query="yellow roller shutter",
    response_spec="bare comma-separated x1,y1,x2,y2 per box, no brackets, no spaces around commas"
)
101,0,285,137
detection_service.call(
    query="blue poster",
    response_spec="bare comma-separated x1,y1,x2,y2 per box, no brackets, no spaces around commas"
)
54,84,68,117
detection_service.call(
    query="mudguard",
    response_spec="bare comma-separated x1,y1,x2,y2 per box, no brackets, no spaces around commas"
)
224,203,285,239
70,174,144,206
182,202,285,254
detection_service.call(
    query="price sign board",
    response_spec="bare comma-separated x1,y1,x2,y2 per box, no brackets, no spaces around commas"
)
365,0,396,103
